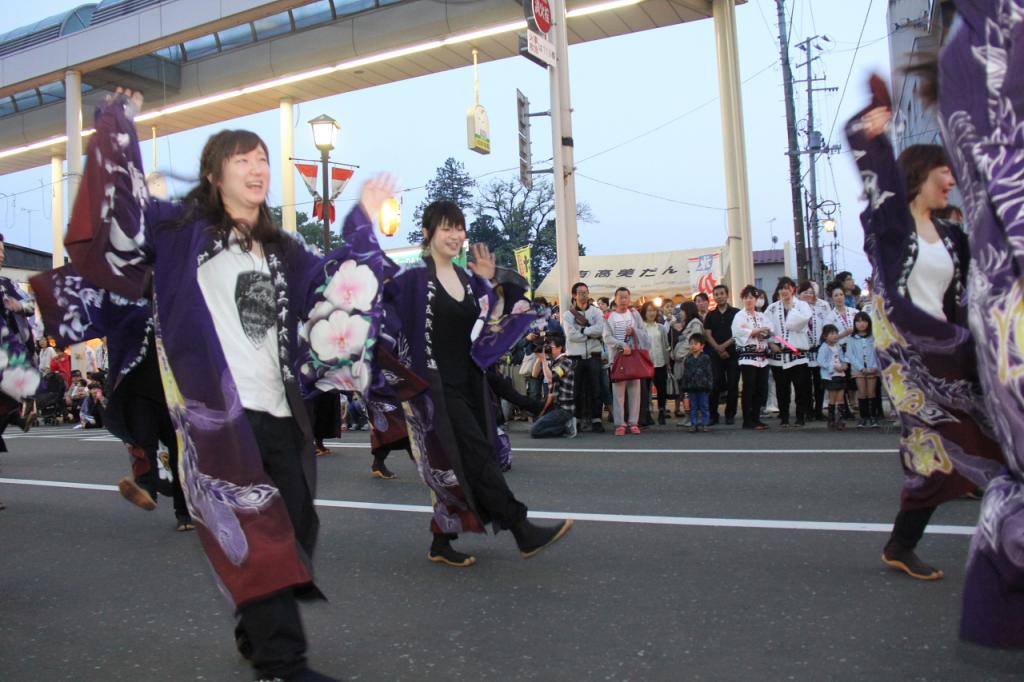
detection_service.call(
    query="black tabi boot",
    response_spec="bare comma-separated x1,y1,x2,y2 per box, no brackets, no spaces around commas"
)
510,518,575,559
827,405,837,430
428,533,476,568
882,540,943,581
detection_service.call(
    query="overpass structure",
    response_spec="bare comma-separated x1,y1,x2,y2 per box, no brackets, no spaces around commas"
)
0,0,755,298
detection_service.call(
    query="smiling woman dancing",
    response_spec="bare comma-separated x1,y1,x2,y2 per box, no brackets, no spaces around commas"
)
40,88,400,681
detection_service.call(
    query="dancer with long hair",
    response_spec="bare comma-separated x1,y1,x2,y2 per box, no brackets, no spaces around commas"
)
39,87,392,680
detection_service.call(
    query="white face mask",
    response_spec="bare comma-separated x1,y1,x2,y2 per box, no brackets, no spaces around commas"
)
757,298,766,308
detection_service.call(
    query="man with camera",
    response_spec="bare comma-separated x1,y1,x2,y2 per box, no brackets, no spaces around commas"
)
561,282,606,433
530,331,577,438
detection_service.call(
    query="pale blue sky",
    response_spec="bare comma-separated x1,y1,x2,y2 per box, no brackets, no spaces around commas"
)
0,0,890,284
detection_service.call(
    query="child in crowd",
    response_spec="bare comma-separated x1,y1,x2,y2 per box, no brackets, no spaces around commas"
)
680,333,713,432
816,324,849,430
847,312,881,428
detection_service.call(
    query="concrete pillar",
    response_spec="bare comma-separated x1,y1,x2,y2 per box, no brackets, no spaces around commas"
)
64,70,83,211
549,0,579,309
279,98,297,232
712,0,755,301
51,155,64,267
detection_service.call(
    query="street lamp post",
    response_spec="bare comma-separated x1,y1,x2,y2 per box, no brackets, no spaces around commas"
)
309,114,339,253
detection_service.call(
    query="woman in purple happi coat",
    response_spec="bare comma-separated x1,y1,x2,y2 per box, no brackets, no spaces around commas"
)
845,0,1024,648
57,88,401,681
354,196,573,568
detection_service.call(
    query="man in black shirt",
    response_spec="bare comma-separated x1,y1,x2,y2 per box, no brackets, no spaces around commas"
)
703,284,740,425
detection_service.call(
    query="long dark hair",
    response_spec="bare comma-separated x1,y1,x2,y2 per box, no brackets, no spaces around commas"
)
183,129,277,251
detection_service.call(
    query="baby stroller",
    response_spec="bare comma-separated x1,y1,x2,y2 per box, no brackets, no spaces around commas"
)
35,372,67,425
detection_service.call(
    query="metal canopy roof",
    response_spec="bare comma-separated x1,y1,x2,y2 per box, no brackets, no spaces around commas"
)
0,0,741,177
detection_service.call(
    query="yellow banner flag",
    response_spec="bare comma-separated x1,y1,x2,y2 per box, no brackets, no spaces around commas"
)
513,245,533,298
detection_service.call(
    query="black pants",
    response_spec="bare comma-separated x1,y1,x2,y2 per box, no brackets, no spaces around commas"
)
445,388,528,530
771,363,812,424
238,410,318,679
572,354,603,423
810,366,824,417
710,354,739,420
124,395,188,521
887,506,937,549
640,365,668,425
740,364,768,427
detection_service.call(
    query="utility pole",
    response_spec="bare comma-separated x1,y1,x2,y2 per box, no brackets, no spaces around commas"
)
775,0,807,282
796,35,839,287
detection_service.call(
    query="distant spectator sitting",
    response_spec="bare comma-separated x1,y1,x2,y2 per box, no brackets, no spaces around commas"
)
66,379,88,423
74,383,105,430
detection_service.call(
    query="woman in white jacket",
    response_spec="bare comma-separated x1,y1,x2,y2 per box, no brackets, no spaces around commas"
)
765,277,814,427
603,287,650,435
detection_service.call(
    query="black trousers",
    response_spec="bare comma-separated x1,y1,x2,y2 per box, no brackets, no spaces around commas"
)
123,394,188,520
444,387,528,530
740,364,769,427
238,410,318,679
771,363,812,423
572,354,604,423
810,366,824,417
710,354,739,420
640,365,668,425
887,506,937,549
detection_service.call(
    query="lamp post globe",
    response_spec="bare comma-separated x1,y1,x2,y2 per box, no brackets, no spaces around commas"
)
309,114,339,252
309,114,339,152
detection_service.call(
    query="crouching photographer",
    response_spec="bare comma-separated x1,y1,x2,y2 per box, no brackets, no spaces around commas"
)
530,331,577,439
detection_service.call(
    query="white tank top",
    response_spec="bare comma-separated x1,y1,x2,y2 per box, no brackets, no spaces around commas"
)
907,235,954,321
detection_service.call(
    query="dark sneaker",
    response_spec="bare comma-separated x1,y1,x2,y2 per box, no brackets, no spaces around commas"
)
513,518,574,558
869,418,880,428
428,544,477,568
118,477,157,511
371,463,397,480
175,518,196,532
724,417,735,425
882,545,944,580
793,420,805,428
591,421,605,433
688,425,698,433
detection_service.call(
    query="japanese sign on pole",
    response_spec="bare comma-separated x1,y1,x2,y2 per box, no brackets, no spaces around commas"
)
687,252,722,309
295,163,354,223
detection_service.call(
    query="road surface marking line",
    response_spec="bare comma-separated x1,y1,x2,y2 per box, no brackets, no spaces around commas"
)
0,477,972,535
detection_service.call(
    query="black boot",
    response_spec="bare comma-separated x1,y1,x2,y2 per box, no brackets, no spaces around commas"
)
827,405,836,430
657,409,667,426
428,533,476,567
882,540,943,580
510,518,574,558
857,399,869,428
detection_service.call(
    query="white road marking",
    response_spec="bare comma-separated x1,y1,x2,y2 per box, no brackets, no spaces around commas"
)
0,477,972,536
4,431,900,454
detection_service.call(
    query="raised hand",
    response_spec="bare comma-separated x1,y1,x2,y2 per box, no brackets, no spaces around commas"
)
111,87,144,118
861,106,891,140
359,173,400,221
468,242,496,281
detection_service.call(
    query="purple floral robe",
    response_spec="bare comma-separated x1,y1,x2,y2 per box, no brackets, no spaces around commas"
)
937,0,1024,647
56,95,392,609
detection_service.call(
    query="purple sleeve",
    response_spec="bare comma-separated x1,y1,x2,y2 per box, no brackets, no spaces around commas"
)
65,96,178,299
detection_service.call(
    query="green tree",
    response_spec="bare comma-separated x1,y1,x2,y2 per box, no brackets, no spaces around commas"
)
469,177,591,293
407,157,477,244
270,206,338,251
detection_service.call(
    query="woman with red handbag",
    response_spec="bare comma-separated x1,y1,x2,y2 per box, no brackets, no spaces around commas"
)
602,287,651,435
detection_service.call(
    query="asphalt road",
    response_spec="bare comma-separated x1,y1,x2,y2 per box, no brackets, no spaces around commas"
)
1,421,1022,681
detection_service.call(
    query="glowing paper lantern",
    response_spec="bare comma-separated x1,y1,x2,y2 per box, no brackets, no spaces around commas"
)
379,197,401,237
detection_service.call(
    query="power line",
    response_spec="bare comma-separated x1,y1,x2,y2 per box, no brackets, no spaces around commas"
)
825,0,875,145
575,60,779,166
575,172,728,211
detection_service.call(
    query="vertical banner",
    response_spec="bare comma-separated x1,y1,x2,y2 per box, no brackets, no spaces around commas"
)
295,163,355,223
514,245,533,297
687,252,721,309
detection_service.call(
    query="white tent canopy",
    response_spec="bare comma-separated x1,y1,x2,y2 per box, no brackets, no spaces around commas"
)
534,245,728,302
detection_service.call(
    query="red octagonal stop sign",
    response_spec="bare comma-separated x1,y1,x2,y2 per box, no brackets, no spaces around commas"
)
526,0,553,35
